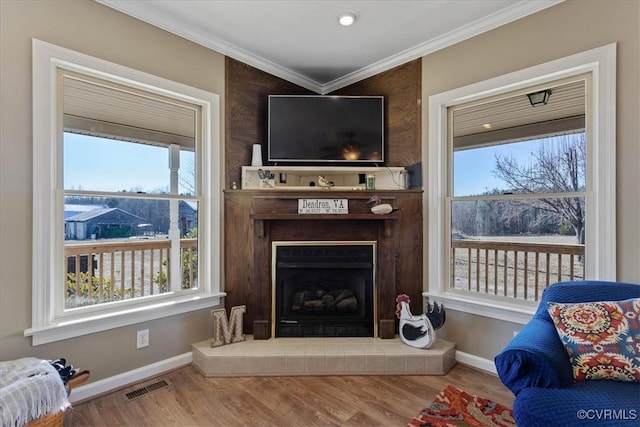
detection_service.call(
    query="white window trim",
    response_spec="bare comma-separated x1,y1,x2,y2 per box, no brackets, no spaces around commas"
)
27,39,224,345
424,44,617,324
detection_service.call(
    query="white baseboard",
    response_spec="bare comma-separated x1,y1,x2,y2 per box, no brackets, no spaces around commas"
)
69,352,192,403
455,350,497,374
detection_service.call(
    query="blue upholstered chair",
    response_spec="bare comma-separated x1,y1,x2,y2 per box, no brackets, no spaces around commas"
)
495,280,640,426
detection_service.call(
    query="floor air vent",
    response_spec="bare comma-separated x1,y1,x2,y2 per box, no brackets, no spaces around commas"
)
124,379,170,401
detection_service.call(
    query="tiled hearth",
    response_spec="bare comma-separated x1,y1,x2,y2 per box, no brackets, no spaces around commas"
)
192,336,456,377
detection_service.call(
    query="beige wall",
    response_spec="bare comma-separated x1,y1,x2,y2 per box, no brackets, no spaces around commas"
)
424,0,640,359
0,0,225,380
1,0,638,383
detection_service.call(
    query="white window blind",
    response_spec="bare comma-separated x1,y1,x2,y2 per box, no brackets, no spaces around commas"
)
453,80,586,150
62,73,197,148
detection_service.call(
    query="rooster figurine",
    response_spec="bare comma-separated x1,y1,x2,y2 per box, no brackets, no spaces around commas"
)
395,294,445,349
424,296,446,330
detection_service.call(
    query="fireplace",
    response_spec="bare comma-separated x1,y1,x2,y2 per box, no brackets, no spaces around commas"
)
240,192,422,340
272,241,376,338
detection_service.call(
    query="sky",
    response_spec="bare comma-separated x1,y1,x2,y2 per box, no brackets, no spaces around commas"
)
453,138,544,196
64,133,194,195
65,133,581,198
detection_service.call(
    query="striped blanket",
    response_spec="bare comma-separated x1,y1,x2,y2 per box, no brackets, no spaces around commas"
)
0,357,70,427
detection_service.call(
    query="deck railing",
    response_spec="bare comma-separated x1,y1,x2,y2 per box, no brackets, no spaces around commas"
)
64,238,197,308
451,239,584,301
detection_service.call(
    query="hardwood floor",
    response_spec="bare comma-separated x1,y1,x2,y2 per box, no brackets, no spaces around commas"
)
64,363,514,426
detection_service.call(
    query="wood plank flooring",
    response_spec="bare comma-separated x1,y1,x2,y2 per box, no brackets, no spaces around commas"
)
64,363,514,426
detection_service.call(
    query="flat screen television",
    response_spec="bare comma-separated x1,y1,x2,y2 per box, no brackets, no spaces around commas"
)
268,95,384,164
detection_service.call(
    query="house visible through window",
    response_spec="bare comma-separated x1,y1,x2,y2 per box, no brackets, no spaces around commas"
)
61,72,202,310
63,133,198,309
29,40,222,345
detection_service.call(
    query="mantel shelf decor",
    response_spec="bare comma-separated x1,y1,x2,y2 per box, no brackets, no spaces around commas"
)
241,166,408,190
298,198,349,214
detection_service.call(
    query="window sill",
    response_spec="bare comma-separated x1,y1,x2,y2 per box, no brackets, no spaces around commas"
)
25,292,225,346
423,290,536,325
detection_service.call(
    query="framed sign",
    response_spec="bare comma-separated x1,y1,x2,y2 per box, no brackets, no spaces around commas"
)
298,199,348,214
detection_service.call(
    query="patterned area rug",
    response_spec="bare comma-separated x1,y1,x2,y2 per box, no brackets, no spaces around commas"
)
408,385,516,427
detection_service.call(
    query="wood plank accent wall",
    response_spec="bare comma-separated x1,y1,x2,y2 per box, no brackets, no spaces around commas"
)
330,59,422,168
223,58,423,336
225,57,422,187
225,58,313,187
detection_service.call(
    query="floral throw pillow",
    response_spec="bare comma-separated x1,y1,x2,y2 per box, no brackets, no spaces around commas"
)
547,298,640,382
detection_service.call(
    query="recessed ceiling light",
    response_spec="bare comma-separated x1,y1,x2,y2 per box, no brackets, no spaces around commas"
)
482,123,492,129
338,12,357,26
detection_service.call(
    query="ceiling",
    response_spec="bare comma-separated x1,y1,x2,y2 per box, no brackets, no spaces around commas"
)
453,79,586,149
96,0,563,94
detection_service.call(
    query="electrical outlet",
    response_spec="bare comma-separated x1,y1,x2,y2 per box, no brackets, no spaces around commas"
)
137,329,149,349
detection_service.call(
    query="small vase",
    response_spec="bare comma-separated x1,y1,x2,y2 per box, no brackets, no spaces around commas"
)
251,144,263,166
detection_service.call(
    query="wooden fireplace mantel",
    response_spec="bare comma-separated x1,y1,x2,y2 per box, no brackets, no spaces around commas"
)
223,189,424,340
250,212,400,238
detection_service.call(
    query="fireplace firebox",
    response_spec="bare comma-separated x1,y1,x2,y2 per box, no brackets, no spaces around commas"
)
273,242,376,338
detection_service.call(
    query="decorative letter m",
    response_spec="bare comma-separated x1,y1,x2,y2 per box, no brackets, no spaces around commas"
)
211,305,246,347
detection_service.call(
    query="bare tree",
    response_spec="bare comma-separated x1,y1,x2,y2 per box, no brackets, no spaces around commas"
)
178,162,195,196
493,134,586,244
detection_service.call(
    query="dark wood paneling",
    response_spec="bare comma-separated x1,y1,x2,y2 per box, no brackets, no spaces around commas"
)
223,193,254,324
225,58,422,188
225,58,313,187
225,190,423,335
394,193,424,311
330,59,422,167
224,58,423,336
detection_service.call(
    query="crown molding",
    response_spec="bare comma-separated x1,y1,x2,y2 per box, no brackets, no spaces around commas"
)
190,34,326,93
322,0,564,93
155,23,325,93
95,0,325,93
97,0,563,94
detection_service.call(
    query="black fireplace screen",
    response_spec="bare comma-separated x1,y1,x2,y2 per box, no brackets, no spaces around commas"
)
274,244,374,337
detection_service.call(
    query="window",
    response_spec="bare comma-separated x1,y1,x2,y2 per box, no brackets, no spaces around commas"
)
426,44,616,323
450,79,588,304
27,40,223,344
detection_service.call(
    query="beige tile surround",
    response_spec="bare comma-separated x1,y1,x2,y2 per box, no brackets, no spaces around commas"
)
192,336,456,377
